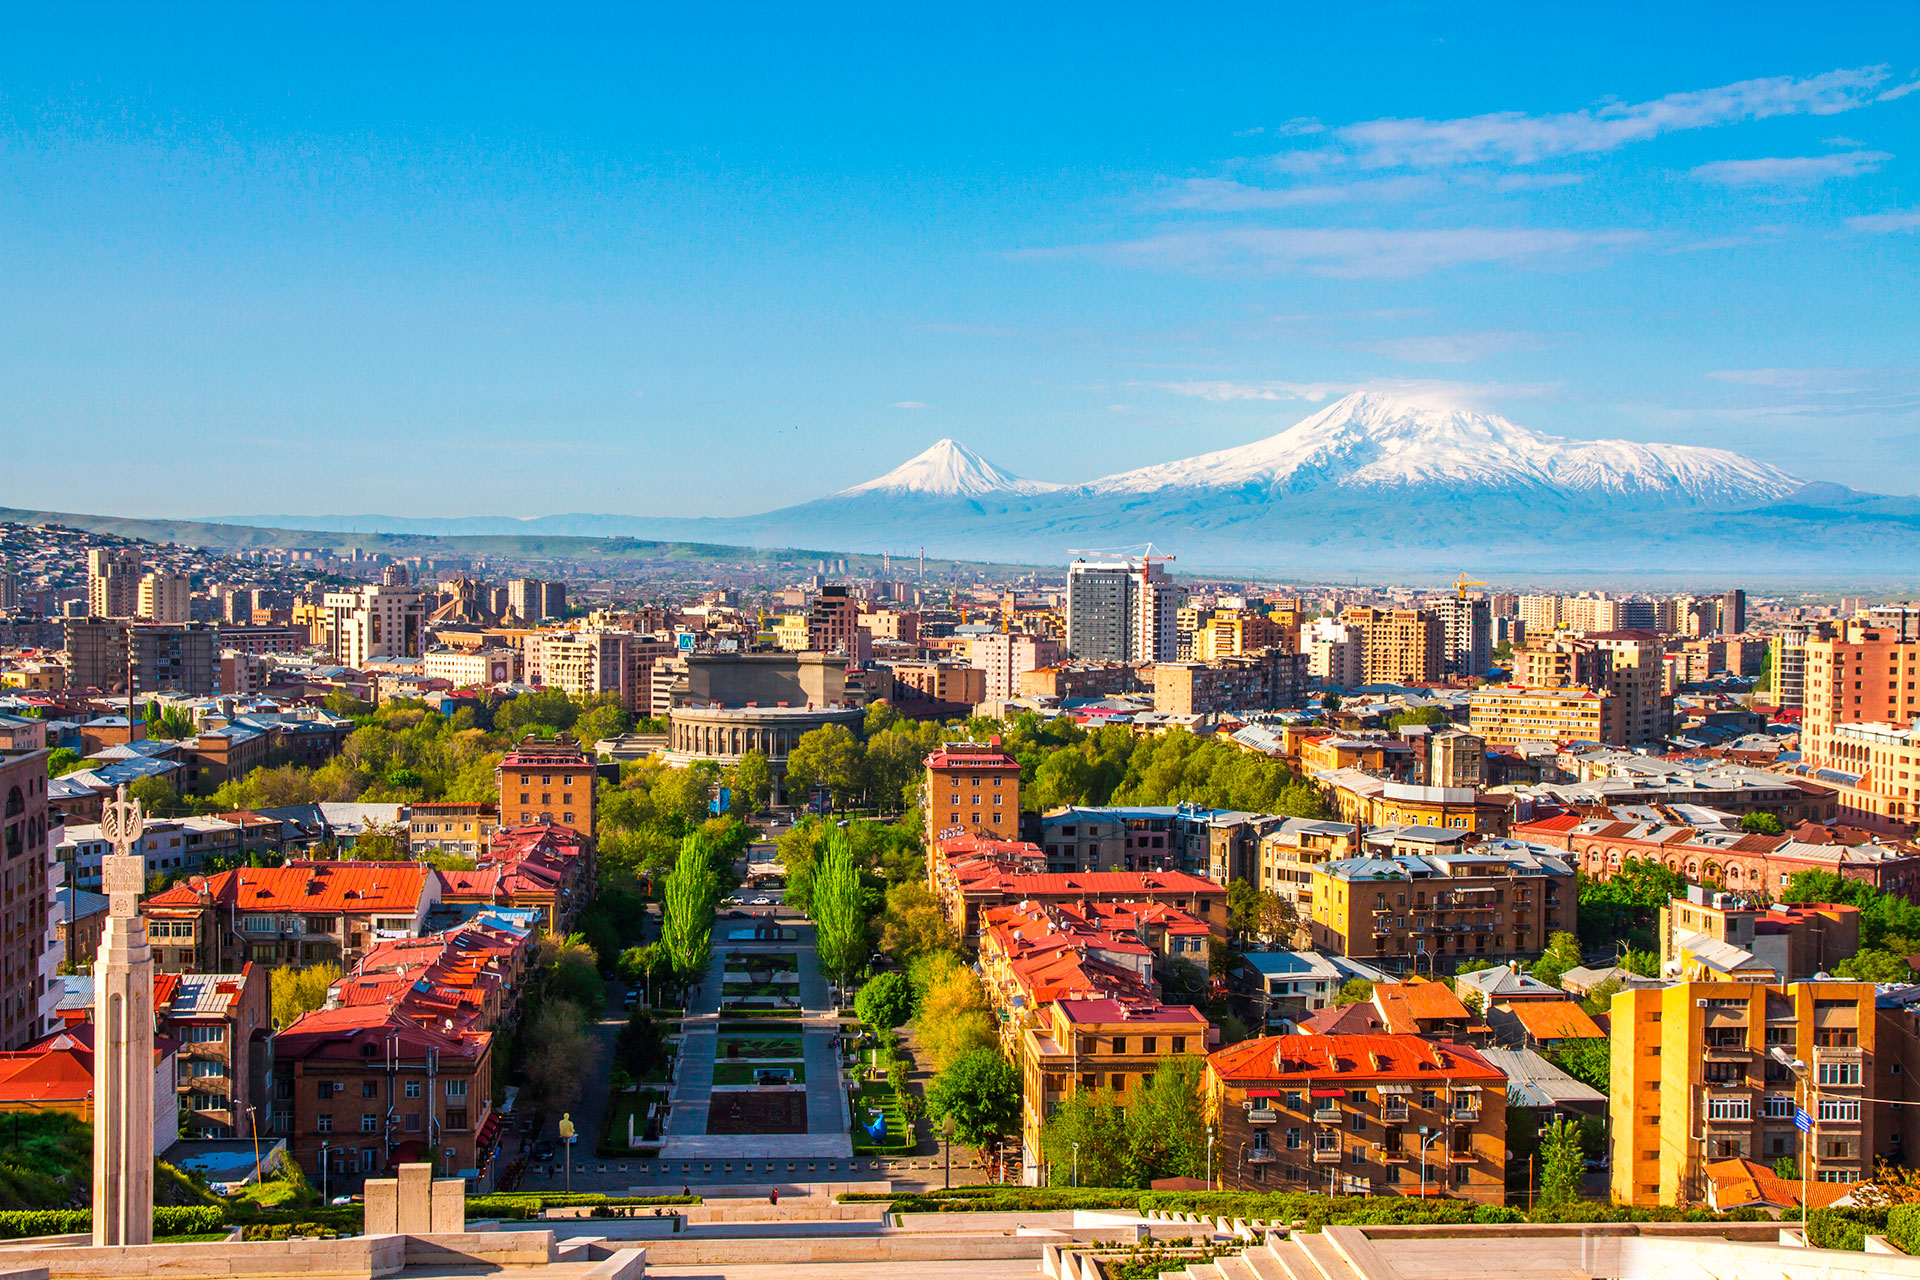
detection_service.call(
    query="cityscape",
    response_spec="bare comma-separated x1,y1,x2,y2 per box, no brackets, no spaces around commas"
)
3,9,1920,1280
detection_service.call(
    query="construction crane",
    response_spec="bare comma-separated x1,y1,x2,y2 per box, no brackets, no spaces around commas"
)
1451,572,1486,600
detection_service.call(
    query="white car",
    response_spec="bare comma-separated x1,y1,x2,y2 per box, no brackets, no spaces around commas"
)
752,896,772,905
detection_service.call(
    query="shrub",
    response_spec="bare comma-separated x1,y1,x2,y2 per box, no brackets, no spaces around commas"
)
0,1209,91,1239
155,1206,226,1236
1887,1205,1920,1256
1808,1207,1888,1251
466,1192,700,1220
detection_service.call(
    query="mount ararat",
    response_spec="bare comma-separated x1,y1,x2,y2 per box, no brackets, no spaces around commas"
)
225,392,1920,576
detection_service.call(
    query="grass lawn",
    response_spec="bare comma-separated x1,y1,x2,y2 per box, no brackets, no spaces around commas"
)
719,1034,802,1059
725,952,797,972
712,1061,806,1086
850,1080,911,1153
721,981,788,997
598,1088,668,1154
720,1005,801,1019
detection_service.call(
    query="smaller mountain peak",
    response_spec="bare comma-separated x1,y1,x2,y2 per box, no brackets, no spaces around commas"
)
836,438,1062,499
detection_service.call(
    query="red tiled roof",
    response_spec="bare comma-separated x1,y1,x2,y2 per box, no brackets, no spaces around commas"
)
1298,1003,1384,1035
1704,1157,1847,1211
1372,980,1470,1033
1056,997,1207,1026
275,1004,488,1063
1504,999,1605,1042
146,861,429,914
1209,1033,1506,1085
926,748,1020,770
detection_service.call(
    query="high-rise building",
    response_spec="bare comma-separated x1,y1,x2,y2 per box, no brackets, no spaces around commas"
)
0,571,17,612
323,584,424,667
1517,594,1562,637
1722,589,1748,636
507,578,565,623
1302,619,1364,687
807,585,861,655
967,633,1062,701
1768,623,1829,712
1431,596,1490,680
86,547,142,619
137,573,192,623
1610,979,1876,1208
1590,631,1665,749
0,747,54,1048
495,735,597,836
1339,607,1443,685
922,742,1022,858
1065,558,1179,664
129,623,218,696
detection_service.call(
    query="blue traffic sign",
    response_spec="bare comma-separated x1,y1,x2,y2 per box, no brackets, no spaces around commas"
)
1795,1107,1814,1133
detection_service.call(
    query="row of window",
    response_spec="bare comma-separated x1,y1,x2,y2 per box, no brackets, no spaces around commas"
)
316,1078,463,1100
1707,1096,1859,1122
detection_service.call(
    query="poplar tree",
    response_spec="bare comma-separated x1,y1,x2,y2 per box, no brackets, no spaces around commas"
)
662,832,718,985
811,829,868,994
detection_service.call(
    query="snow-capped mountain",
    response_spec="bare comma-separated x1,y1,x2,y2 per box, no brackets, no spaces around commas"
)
834,438,1061,499
1087,391,1803,501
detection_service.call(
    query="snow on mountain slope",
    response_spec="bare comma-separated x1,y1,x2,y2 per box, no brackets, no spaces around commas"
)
835,438,1062,498
1088,391,1803,501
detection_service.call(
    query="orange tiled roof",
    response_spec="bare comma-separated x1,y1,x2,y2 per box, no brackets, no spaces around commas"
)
1504,999,1605,1042
1210,1033,1506,1086
1372,979,1470,1033
1704,1157,1847,1211
146,861,429,914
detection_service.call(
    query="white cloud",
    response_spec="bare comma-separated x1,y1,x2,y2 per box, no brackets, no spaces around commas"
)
1153,377,1563,407
889,401,928,410
1274,66,1899,171
1689,149,1890,185
1162,175,1436,210
1059,225,1644,279
1702,367,1920,420
1848,208,1920,233
1354,330,1546,363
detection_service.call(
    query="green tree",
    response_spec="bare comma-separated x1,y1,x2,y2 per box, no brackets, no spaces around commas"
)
1529,931,1583,989
1537,1117,1584,1210
44,748,81,778
1781,869,1920,952
1228,881,1297,945
350,818,411,861
854,971,913,1030
1125,1056,1207,1185
522,1001,593,1110
812,830,870,992
926,1048,1021,1149
270,963,341,1030
1041,1088,1128,1187
786,724,865,811
727,750,773,817
128,775,183,818
914,953,997,1070
574,703,631,750
615,1007,668,1079
1774,1156,1799,1180
880,880,956,965
1740,812,1785,836
1836,948,1913,983
540,932,604,1011
1334,978,1373,1007
1387,706,1449,730
1546,1037,1610,1095
1580,977,1624,1016
1621,948,1660,978
661,833,718,985
148,706,198,741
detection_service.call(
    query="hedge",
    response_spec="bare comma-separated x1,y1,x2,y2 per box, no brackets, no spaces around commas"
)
466,1193,700,1220
1808,1207,1889,1251
1887,1205,1920,1256
0,1206,226,1239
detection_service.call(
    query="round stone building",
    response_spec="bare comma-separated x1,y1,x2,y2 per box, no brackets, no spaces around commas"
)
663,703,866,804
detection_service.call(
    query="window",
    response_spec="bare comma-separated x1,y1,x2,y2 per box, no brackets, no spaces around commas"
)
1818,1060,1862,1086
1285,1127,1302,1150
361,1114,377,1132
241,915,273,933
1110,1073,1125,1092
1171,1037,1186,1054
1820,1098,1861,1122
1142,1037,1157,1054
1707,1096,1751,1121
317,1115,333,1133
1110,1036,1126,1054
1764,1094,1795,1119
446,1079,467,1099
405,1113,420,1132
406,1080,421,1098
361,1081,376,1098
317,1081,335,1099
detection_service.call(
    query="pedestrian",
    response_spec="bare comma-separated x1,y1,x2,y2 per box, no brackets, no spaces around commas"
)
769,1187,779,1205
682,1185,690,1197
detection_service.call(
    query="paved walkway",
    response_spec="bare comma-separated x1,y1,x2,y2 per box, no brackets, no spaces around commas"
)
660,914,852,1161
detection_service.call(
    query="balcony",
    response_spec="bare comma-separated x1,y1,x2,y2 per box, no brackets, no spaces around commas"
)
1451,1105,1481,1122
1248,1149,1277,1164
1447,1150,1477,1164
1313,1106,1342,1123
1374,1146,1410,1164
1703,1043,1753,1061
1247,1107,1278,1125
1381,1106,1409,1124
1312,1147,1342,1164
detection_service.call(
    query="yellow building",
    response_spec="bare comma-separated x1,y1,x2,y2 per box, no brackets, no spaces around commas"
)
1468,685,1610,746
1018,996,1210,1185
1609,979,1878,1208
1191,610,1284,661
770,614,810,652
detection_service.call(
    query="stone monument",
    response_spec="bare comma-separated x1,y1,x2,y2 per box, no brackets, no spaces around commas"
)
92,784,154,1247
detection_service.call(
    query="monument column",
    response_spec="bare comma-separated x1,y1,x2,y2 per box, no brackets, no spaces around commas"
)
93,784,154,1247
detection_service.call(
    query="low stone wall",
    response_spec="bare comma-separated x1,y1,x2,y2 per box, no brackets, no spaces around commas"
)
682,1200,891,1224
401,1231,556,1268
638,1233,1047,1266
1621,1236,1920,1280
0,1235,409,1278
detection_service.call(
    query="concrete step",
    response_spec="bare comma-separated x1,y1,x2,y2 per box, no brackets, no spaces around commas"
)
1242,1241,1293,1280
1263,1236,1315,1280
1294,1232,1365,1280
1214,1255,1261,1280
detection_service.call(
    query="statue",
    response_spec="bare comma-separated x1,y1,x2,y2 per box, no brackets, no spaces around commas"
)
93,785,154,1246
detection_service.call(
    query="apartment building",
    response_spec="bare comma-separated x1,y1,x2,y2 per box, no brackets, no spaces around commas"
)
1610,980,1878,1207
324,585,425,667
1191,610,1285,661
1658,888,1859,983
1339,608,1443,685
1802,617,1920,773
966,633,1062,702
1066,558,1179,664
1469,685,1609,746
1258,818,1362,920
1019,996,1210,1185
141,861,437,971
1302,620,1364,688
1314,772,1509,836
408,802,499,858
1308,838,1575,971
1431,596,1491,680
1205,1033,1508,1202
923,742,1022,856
0,749,53,1049
137,574,192,623
506,578,566,623
494,735,596,837
1153,652,1308,716
162,965,269,1141
423,647,520,688
889,660,986,710
273,1006,493,1186
87,548,142,619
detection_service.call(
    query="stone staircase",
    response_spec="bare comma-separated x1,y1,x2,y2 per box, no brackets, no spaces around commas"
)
1153,1224,1378,1280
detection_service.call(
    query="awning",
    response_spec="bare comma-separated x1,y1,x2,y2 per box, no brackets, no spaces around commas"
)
1452,1085,1483,1094
1375,1084,1414,1096
1310,1088,1346,1098
1244,1090,1285,1100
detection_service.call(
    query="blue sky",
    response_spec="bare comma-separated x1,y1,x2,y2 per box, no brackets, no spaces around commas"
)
3,5,1917,518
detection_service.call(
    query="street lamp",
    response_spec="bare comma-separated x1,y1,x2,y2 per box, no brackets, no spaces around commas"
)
319,1141,330,1204
1071,1141,1079,1188
1206,1125,1216,1189
1771,1047,1813,1216
1416,1126,1445,1199
558,1114,576,1192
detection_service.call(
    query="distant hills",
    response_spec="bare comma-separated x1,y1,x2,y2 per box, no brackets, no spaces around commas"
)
212,392,1920,578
